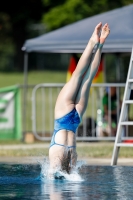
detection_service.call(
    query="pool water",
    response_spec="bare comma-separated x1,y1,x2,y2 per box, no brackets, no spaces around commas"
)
0,160,133,200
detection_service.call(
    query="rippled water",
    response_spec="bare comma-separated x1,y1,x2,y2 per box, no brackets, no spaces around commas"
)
0,160,133,200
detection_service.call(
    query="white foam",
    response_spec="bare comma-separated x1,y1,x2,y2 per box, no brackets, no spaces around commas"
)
38,157,85,182
54,170,83,181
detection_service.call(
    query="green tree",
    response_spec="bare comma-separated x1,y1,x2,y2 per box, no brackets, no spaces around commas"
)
1,0,133,71
42,0,133,31
0,13,15,71
0,0,45,71
42,0,92,31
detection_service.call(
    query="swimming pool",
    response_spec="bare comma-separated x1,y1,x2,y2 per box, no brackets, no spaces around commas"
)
0,161,133,200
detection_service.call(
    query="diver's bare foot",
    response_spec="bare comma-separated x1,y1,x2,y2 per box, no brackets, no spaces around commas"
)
100,23,110,44
90,22,102,44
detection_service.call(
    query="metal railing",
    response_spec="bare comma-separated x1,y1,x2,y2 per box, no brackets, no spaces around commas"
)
29,83,133,141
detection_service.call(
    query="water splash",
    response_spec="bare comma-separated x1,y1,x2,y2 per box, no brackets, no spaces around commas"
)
38,157,86,182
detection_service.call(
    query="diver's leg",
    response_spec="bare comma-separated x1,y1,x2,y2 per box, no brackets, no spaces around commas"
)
75,23,110,117
54,23,102,119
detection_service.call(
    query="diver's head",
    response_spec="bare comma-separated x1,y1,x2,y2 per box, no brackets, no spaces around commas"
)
61,149,71,174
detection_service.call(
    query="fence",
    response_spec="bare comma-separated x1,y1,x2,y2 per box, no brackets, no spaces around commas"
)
19,83,133,141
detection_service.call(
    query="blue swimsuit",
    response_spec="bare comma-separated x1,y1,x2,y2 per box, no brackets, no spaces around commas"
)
50,108,81,148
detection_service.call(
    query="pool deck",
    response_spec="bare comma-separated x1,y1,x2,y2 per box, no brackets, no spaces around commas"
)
0,143,132,166
0,156,132,166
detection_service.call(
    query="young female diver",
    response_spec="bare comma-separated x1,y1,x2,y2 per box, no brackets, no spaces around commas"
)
49,22,110,175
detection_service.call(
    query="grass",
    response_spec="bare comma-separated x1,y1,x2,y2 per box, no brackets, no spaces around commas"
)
77,142,133,158
0,148,49,157
0,142,133,158
0,70,67,88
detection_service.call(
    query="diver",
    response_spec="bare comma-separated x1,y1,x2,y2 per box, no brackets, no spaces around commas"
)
48,22,110,177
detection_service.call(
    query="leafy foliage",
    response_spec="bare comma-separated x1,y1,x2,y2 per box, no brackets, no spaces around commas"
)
0,0,133,71
0,0,45,71
0,13,15,71
42,0,133,31
42,0,92,30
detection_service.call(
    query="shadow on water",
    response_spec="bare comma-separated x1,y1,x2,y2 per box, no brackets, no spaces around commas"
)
0,160,133,200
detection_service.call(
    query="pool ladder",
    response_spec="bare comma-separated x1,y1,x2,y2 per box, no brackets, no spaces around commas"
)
111,46,133,165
